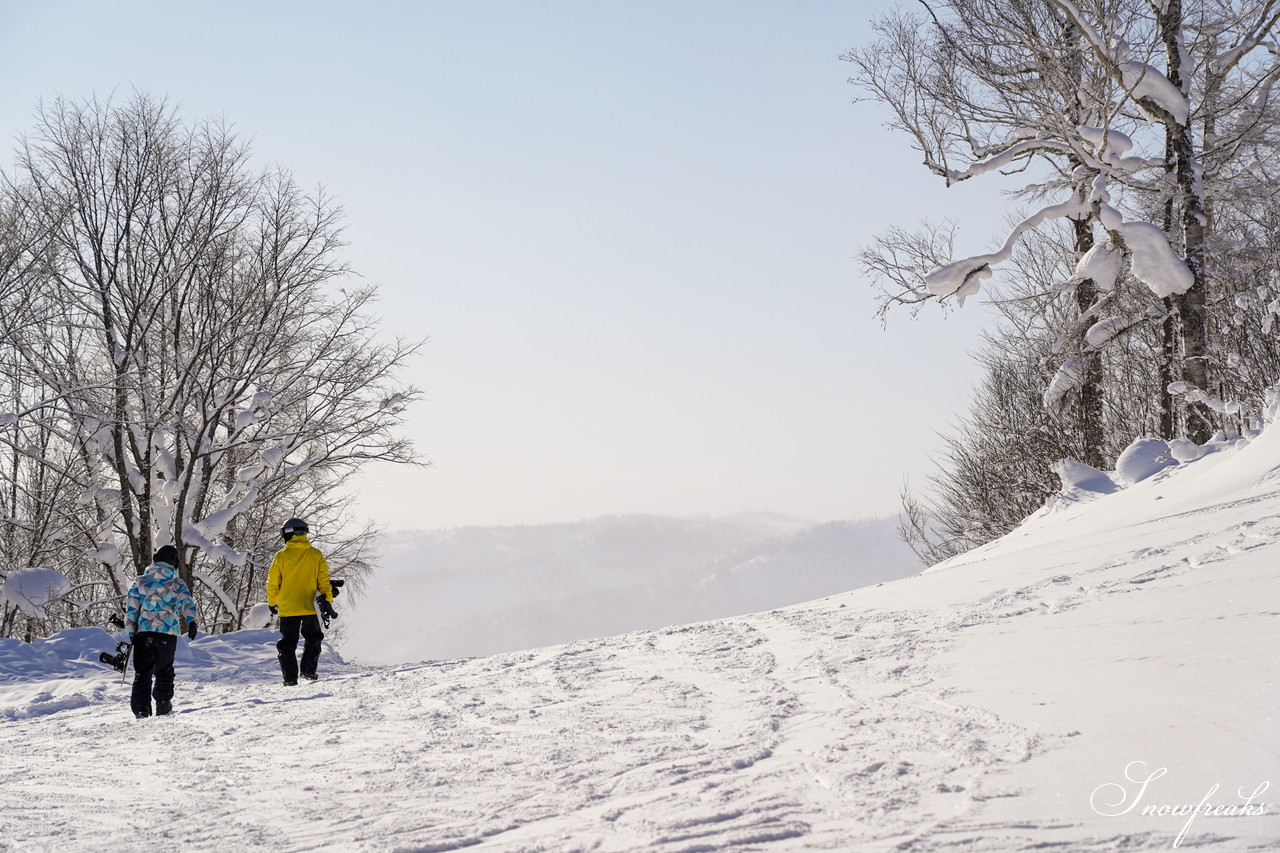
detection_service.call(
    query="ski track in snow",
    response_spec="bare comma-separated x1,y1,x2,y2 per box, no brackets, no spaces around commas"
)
4,606,1039,852
3,453,1280,850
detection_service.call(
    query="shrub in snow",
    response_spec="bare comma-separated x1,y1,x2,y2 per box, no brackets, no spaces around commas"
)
1,568,71,619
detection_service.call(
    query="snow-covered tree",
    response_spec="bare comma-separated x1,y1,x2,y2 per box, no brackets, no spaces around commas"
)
847,0,1280,445
1047,0,1280,440
0,94,422,634
898,220,1170,560
847,0,1131,465
850,0,1280,557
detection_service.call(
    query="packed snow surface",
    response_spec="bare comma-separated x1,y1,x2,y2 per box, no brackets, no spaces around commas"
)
2,432,1279,850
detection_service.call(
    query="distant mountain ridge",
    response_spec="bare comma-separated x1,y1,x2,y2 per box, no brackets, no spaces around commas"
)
346,513,920,663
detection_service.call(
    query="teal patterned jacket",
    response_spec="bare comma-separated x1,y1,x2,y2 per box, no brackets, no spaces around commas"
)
124,561,198,638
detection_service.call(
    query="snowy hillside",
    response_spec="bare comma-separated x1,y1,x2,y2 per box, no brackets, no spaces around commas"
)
346,514,920,662
2,431,1278,851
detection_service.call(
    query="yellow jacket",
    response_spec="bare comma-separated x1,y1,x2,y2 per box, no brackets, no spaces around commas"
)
266,535,334,617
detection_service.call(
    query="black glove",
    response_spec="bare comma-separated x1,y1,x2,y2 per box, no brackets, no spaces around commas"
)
187,622,198,640
319,598,338,621
269,605,278,616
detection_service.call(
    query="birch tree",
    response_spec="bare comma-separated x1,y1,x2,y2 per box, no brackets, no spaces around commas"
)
847,0,1280,445
898,220,1170,561
850,0,1280,560
847,0,1135,466
0,93,422,633
1046,0,1280,439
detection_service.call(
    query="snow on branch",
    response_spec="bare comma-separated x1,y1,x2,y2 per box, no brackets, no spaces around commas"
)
945,138,1073,185
1075,126,1163,173
183,486,260,568
1119,61,1190,126
1,568,71,619
1043,356,1090,413
1048,0,1189,126
1094,201,1194,298
859,221,959,319
1073,240,1124,293
1210,5,1280,78
924,194,1090,305
1168,382,1240,417
190,566,239,621
1084,315,1143,349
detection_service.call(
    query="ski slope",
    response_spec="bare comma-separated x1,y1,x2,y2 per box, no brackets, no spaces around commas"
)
2,432,1278,851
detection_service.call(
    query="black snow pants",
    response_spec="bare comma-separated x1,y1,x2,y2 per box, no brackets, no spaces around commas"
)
131,631,178,718
277,614,323,683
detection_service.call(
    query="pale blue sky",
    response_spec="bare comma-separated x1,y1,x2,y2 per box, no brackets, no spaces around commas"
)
1,1,1010,529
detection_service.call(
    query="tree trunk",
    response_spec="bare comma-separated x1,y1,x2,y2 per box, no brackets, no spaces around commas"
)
1160,0,1214,443
1072,217,1106,468
1160,300,1178,438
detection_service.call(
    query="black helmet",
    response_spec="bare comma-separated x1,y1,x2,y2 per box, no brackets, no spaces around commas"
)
281,518,309,541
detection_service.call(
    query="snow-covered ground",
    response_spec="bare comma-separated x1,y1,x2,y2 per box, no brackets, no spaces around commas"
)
346,513,919,662
2,431,1278,851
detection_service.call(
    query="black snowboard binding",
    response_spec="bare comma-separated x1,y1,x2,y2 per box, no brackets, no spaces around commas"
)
99,641,132,673
317,578,344,630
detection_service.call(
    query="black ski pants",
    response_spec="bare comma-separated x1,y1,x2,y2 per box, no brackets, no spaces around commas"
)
277,614,323,682
131,631,178,719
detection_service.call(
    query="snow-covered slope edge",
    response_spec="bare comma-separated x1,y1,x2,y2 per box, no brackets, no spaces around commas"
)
1,434,1277,851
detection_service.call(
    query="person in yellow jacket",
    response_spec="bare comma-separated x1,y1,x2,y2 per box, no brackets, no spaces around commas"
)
266,517,336,685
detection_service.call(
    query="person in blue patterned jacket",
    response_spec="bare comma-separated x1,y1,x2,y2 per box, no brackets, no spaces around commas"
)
124,544,199,719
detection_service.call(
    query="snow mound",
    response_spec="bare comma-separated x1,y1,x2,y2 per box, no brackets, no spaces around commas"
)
1113,437,1176,485
245,603,274,629
1168,437,1203,462
0,627,119,681
1051,457,1116,495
